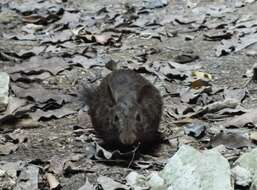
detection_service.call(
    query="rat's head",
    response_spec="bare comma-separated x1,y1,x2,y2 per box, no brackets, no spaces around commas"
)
106,84,158,146
110,100,146,145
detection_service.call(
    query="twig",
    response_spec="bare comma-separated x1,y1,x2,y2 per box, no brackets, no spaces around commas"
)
242,78,252,88
127,143,140,168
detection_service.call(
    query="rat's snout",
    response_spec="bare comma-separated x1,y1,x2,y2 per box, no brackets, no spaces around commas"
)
119,129,137,145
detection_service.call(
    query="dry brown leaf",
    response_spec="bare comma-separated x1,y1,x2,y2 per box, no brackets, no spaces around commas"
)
29,107,76,121
97,176,129,190
210,131,250,149
224,109,257,128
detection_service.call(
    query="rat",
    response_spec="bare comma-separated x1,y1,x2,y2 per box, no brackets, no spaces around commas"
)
83,69,163,147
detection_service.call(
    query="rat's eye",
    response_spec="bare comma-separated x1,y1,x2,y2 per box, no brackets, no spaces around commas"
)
136,113,141,122
114,114,119,122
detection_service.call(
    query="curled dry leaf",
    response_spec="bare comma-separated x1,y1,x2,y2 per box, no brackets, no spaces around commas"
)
0,142,19,155
174,54,199,64
86,142,137,161
29,107,76,121
97,176,129,190
203,30,232,41
0,116,42,133
0,96,27,117
224,109,257,128
143,0,168,9
5,56,69,76
49,156,69,175
191,79,211,89
191,99,239,118
224,88,247,103
210,131,250,149
11,83,71,105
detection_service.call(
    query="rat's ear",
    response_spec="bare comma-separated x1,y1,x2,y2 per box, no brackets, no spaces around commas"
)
137,85,156,103
107,81,117,104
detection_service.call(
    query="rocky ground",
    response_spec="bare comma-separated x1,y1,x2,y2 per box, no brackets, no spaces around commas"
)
1,0,257,189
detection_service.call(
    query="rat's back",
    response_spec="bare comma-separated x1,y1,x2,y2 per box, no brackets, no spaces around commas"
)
86,69,163,146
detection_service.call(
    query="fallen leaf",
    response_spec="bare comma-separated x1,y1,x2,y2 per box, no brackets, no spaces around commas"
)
97,176,129,190
210,131,250,149
203,30,232,41
216,33,257,56
11,83,71,105
86,142,137,161
41,30,73,44
142,0,168,9
0,142,18,155
5,56,69,75
57,11,81,28
29,107,76,121
49,156,68,175
191,79,211,89
11,72,51,82
224,109,257,128
224,88,247,103
174,54,199,64
191,99,239,118
0,96,27,116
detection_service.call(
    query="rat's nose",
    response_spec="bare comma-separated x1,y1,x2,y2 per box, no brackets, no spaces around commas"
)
119,131,137,145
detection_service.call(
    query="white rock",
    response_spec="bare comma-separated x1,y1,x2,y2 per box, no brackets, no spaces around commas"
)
146,171,166,190
160,145,232,190
231,165,251,186
0,72,9,112
234,148,257,190
126,171,148,190
97,176,129,190
235,148,257,176
251,175,257,190
167,186,174,190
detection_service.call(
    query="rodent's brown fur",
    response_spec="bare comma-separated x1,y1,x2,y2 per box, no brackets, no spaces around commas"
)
85,69,163,146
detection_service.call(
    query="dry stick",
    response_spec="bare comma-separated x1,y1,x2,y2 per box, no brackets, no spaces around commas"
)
128,143,140,168
242,77,252,88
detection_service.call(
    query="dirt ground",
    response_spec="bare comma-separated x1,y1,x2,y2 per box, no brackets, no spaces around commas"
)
1,0,257,189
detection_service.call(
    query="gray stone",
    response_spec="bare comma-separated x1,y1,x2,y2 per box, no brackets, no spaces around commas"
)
235,148,257,176
143,0,168,9
160,145,232,190
251,175,257,190
14,165,39,190
234,148,257,190
126,171,148,190
146,172,166,190
184,123,206,138
0,72,10,112
231,165,251,186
